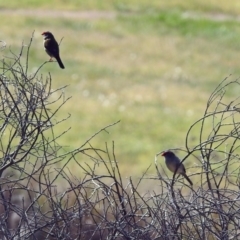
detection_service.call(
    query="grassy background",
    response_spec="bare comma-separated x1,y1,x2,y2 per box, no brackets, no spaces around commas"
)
1,1,240,180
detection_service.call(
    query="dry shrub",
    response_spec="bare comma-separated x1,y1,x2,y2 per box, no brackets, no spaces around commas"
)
0,34,239,240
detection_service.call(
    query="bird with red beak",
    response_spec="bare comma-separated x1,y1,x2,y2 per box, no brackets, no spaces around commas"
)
42,31,65,69
161,150,193,186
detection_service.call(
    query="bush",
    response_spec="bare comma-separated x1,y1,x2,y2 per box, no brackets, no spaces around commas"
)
0,35,240,240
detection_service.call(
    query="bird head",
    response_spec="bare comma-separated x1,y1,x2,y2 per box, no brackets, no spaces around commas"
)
161,151,175,158
42,31,54,38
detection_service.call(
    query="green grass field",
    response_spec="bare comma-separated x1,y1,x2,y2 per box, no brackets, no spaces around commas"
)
1,0,240,178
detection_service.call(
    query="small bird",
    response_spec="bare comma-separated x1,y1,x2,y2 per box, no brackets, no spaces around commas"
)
42,31,65,69
161,151,193,186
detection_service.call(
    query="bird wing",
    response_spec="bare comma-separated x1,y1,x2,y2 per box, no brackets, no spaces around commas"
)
44,38,60,57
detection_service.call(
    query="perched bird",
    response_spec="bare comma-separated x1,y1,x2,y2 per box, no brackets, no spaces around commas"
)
161,151,193,186
42,31,65,69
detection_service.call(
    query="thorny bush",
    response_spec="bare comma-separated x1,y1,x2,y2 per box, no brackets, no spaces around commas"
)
0,35,239,240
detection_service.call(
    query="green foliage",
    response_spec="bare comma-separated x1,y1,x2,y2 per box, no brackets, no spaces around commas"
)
1,1,240,176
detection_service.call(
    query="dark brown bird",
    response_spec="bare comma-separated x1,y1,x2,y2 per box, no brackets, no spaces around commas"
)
42,31,65,69
161,151,193,186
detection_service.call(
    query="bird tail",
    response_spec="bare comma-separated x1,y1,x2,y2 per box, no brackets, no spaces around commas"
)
183,173,193,186
56,56,65,69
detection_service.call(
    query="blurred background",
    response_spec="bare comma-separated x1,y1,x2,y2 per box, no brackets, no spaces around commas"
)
1,0,240,178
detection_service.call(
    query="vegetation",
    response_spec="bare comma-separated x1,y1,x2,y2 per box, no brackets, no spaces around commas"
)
1,1,240,176
1,2,240,238
0,39,240,239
